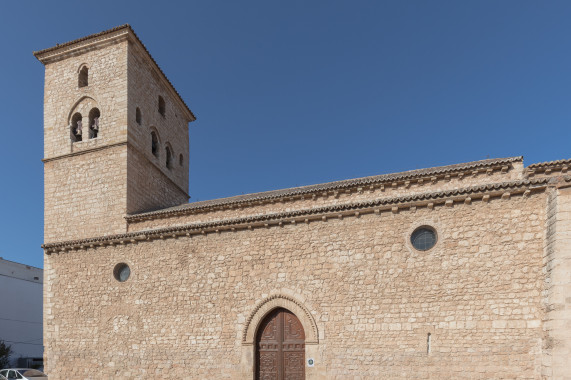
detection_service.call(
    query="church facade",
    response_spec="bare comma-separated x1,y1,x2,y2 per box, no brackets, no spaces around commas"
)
35,25,571,379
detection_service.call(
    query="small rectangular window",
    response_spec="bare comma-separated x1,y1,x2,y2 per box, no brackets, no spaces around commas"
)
427,333,431,354
158,96,165,116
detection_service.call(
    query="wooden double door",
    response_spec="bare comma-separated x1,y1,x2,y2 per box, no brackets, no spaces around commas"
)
256,308,305,380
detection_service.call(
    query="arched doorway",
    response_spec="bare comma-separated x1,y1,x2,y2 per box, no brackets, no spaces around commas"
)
256,308,305,380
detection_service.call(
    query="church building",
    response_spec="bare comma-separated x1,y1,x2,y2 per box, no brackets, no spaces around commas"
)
34,25,571,379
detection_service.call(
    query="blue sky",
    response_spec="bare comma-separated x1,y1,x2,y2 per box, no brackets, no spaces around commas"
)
1,1,570,268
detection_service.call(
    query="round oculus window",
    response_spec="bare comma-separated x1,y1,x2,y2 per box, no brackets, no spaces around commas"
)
113,263,131,282
410,226,437,251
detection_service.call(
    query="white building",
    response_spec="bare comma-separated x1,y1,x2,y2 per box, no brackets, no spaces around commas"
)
0,258,43,367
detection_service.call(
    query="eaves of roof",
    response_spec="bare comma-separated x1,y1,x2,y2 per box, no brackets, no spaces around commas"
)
527,158,571,171
33,24,196,121
126,156,523,221
43,177,549,253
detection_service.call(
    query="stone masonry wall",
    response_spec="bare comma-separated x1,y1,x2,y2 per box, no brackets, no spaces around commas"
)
42,39,129,242
44,190,546,379
542,184,571,380
126,39,190,211
127,144,189,214
38,26,569,379
41,30,193,241
43,39,128,159
44,146,128,242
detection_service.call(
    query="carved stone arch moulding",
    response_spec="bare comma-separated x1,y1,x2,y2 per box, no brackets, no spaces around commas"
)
67,96,101,125
243,294,319,345
77,62,90,73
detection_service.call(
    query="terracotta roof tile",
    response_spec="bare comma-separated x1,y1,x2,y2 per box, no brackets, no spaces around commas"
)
527,158,571,170
44,177,548,251
127,156,523,220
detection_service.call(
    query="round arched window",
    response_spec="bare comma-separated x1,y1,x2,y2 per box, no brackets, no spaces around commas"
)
410,226,437,251
113,263,131,282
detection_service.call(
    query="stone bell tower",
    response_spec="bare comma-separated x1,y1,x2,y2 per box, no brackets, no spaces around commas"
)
34,25,196,243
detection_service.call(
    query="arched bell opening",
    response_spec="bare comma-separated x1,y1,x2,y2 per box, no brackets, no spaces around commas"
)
88,108,100,139
70,112,83,142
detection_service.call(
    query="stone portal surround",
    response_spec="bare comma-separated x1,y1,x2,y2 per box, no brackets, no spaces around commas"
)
240,292,321,379
243,293,319,345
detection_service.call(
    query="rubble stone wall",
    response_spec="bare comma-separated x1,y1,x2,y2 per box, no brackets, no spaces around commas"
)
44,189,547,379
42,40,129,243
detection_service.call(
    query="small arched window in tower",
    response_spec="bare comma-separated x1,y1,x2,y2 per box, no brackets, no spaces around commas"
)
88,108,100,139
70,112,83,142
136,107,142,125
166,146,173,169
158,96,165,117
151,132,159,157
78,66,88,88
179,154,183,166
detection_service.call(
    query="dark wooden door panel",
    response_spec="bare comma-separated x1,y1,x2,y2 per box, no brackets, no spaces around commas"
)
256,308,305,380
259,351,279,380
283,351,305,380
283,312,305,341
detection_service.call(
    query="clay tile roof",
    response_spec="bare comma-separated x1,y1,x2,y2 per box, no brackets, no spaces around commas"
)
126,156,523,220
44,177,548,251
33,24,195,121
527,158,571,170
